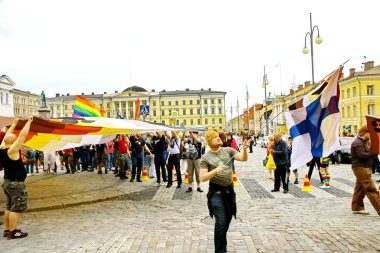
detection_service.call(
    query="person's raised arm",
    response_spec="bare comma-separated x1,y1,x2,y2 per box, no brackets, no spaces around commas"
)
6,118,20,135
233,140,249,162
8,117,33,158
144,144,153,156
190,132,201,143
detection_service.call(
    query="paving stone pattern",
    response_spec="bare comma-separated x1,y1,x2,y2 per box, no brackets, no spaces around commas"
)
2,147,380,252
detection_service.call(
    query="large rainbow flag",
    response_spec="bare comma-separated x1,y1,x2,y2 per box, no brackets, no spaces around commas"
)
72,95,106,117
0,117,172,151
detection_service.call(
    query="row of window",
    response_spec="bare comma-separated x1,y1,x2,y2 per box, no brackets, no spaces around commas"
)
341,85,374,99
0,92,9,104
152,98,223,107
13,107,37,116
159,118,223,126
13,97,40,106
341,104,375,118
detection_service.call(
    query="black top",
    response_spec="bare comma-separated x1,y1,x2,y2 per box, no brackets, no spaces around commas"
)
130,137,146,153
96,144,106,153
0,148,27,181
152,135,168,155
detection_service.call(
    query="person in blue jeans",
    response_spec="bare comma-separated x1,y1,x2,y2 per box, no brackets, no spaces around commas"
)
152,132,169,186
200,130,249,253
129,134,153,182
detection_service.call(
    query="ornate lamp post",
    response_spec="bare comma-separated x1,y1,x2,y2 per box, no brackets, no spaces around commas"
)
262,66,269,135
302,13,323,85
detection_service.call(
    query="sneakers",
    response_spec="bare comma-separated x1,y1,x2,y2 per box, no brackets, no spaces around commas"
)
319,185,330,189
197,188,203,192
137,179,142,182
294,179,299,184
271,189,279,192
186,187,193,193
352,210,370,215
7,229,28,240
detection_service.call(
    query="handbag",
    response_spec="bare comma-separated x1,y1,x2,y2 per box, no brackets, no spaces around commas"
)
262,157,268,167
266,153,277,170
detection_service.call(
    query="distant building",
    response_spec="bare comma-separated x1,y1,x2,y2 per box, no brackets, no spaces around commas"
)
46,86,227,130
13,89,40,117
0,75,15,117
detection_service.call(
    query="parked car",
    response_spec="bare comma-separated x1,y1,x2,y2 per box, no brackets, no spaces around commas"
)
260,136,270,148
333,137,355,164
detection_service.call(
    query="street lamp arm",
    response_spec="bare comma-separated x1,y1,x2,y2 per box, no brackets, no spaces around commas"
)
304,32,311,47
312,25,320,36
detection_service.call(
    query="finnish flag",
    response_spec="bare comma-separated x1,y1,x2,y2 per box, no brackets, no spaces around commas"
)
284,67,342,169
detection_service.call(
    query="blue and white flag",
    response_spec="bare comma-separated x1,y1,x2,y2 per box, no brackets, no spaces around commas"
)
117,109,124,119
284,66,342,169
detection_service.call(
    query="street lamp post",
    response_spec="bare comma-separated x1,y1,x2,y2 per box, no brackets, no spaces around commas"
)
246,85,249,133
302,13,323,85
262,66,269,135
236,96,240,132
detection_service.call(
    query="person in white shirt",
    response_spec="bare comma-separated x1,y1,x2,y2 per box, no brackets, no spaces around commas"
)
165,131,182,188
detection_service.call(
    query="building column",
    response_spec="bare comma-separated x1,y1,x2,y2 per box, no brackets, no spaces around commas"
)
208,98,211,116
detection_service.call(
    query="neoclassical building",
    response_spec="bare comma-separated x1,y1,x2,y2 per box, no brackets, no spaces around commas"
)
0,75,15,116
46,86,227,130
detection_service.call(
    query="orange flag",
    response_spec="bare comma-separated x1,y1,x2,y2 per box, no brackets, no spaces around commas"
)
134,98,140,120
366,115,380,154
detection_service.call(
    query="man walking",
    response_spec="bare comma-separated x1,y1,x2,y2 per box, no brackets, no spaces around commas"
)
1,117,33,239
351,126,380,215
200,130,249,253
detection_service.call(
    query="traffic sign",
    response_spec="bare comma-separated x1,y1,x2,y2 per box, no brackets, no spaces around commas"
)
139,105,150,116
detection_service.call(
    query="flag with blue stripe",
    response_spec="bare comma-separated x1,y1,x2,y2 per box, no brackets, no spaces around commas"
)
284,66,342,169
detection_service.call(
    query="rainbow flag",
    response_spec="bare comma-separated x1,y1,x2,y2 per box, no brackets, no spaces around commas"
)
134,98,140,120
72,95,106,118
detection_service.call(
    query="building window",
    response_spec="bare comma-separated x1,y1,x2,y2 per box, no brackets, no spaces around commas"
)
190,119,194,125
347,106,351,118
218,99,222,104
353,87,356,97
197,108,201,114
182,100,186,105
204,108,208,114
190,100,193,105
211,108,215,114
5,93,8,104
211,99,215,104
190,109,193,115
153,110,157,116
197,118,201,125
162,120,165,125
72,105,74,109
347,89,350,98
175,101,178,106
341,90,345,99
212,118,215,124
205,118,208,124
99,104,103,109
204,99,207,104
169,109,172,116
353,105,357,117
219,118,222,124
153,101,156,106
183,109,186,115
341,107,345,118
367,85,374,95
368,104,375,115
197,100,200,105
0,92,3,103
65,105,68,110
218,108,222,114
107,103,110,108
168,101,172,106
183,119,187,125
161,110,165,116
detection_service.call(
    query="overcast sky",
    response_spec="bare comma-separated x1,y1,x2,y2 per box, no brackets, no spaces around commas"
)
0,0,379,119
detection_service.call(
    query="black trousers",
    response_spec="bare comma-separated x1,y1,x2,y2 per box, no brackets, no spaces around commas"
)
274,164,288,190
308,157,323,183
167,154,181,185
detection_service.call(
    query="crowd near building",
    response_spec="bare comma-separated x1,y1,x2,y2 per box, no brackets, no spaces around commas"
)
230,60,380,136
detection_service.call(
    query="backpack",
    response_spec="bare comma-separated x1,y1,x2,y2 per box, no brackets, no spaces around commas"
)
181,140,199,159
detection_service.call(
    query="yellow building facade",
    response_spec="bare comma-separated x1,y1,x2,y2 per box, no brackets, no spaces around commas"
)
339,61,380,135
13,89,41,117
46,86,227,130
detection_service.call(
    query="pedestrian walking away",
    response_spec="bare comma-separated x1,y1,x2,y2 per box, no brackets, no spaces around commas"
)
200,130,249,253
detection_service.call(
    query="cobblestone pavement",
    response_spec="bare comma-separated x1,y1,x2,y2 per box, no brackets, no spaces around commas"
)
2,146,380,253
